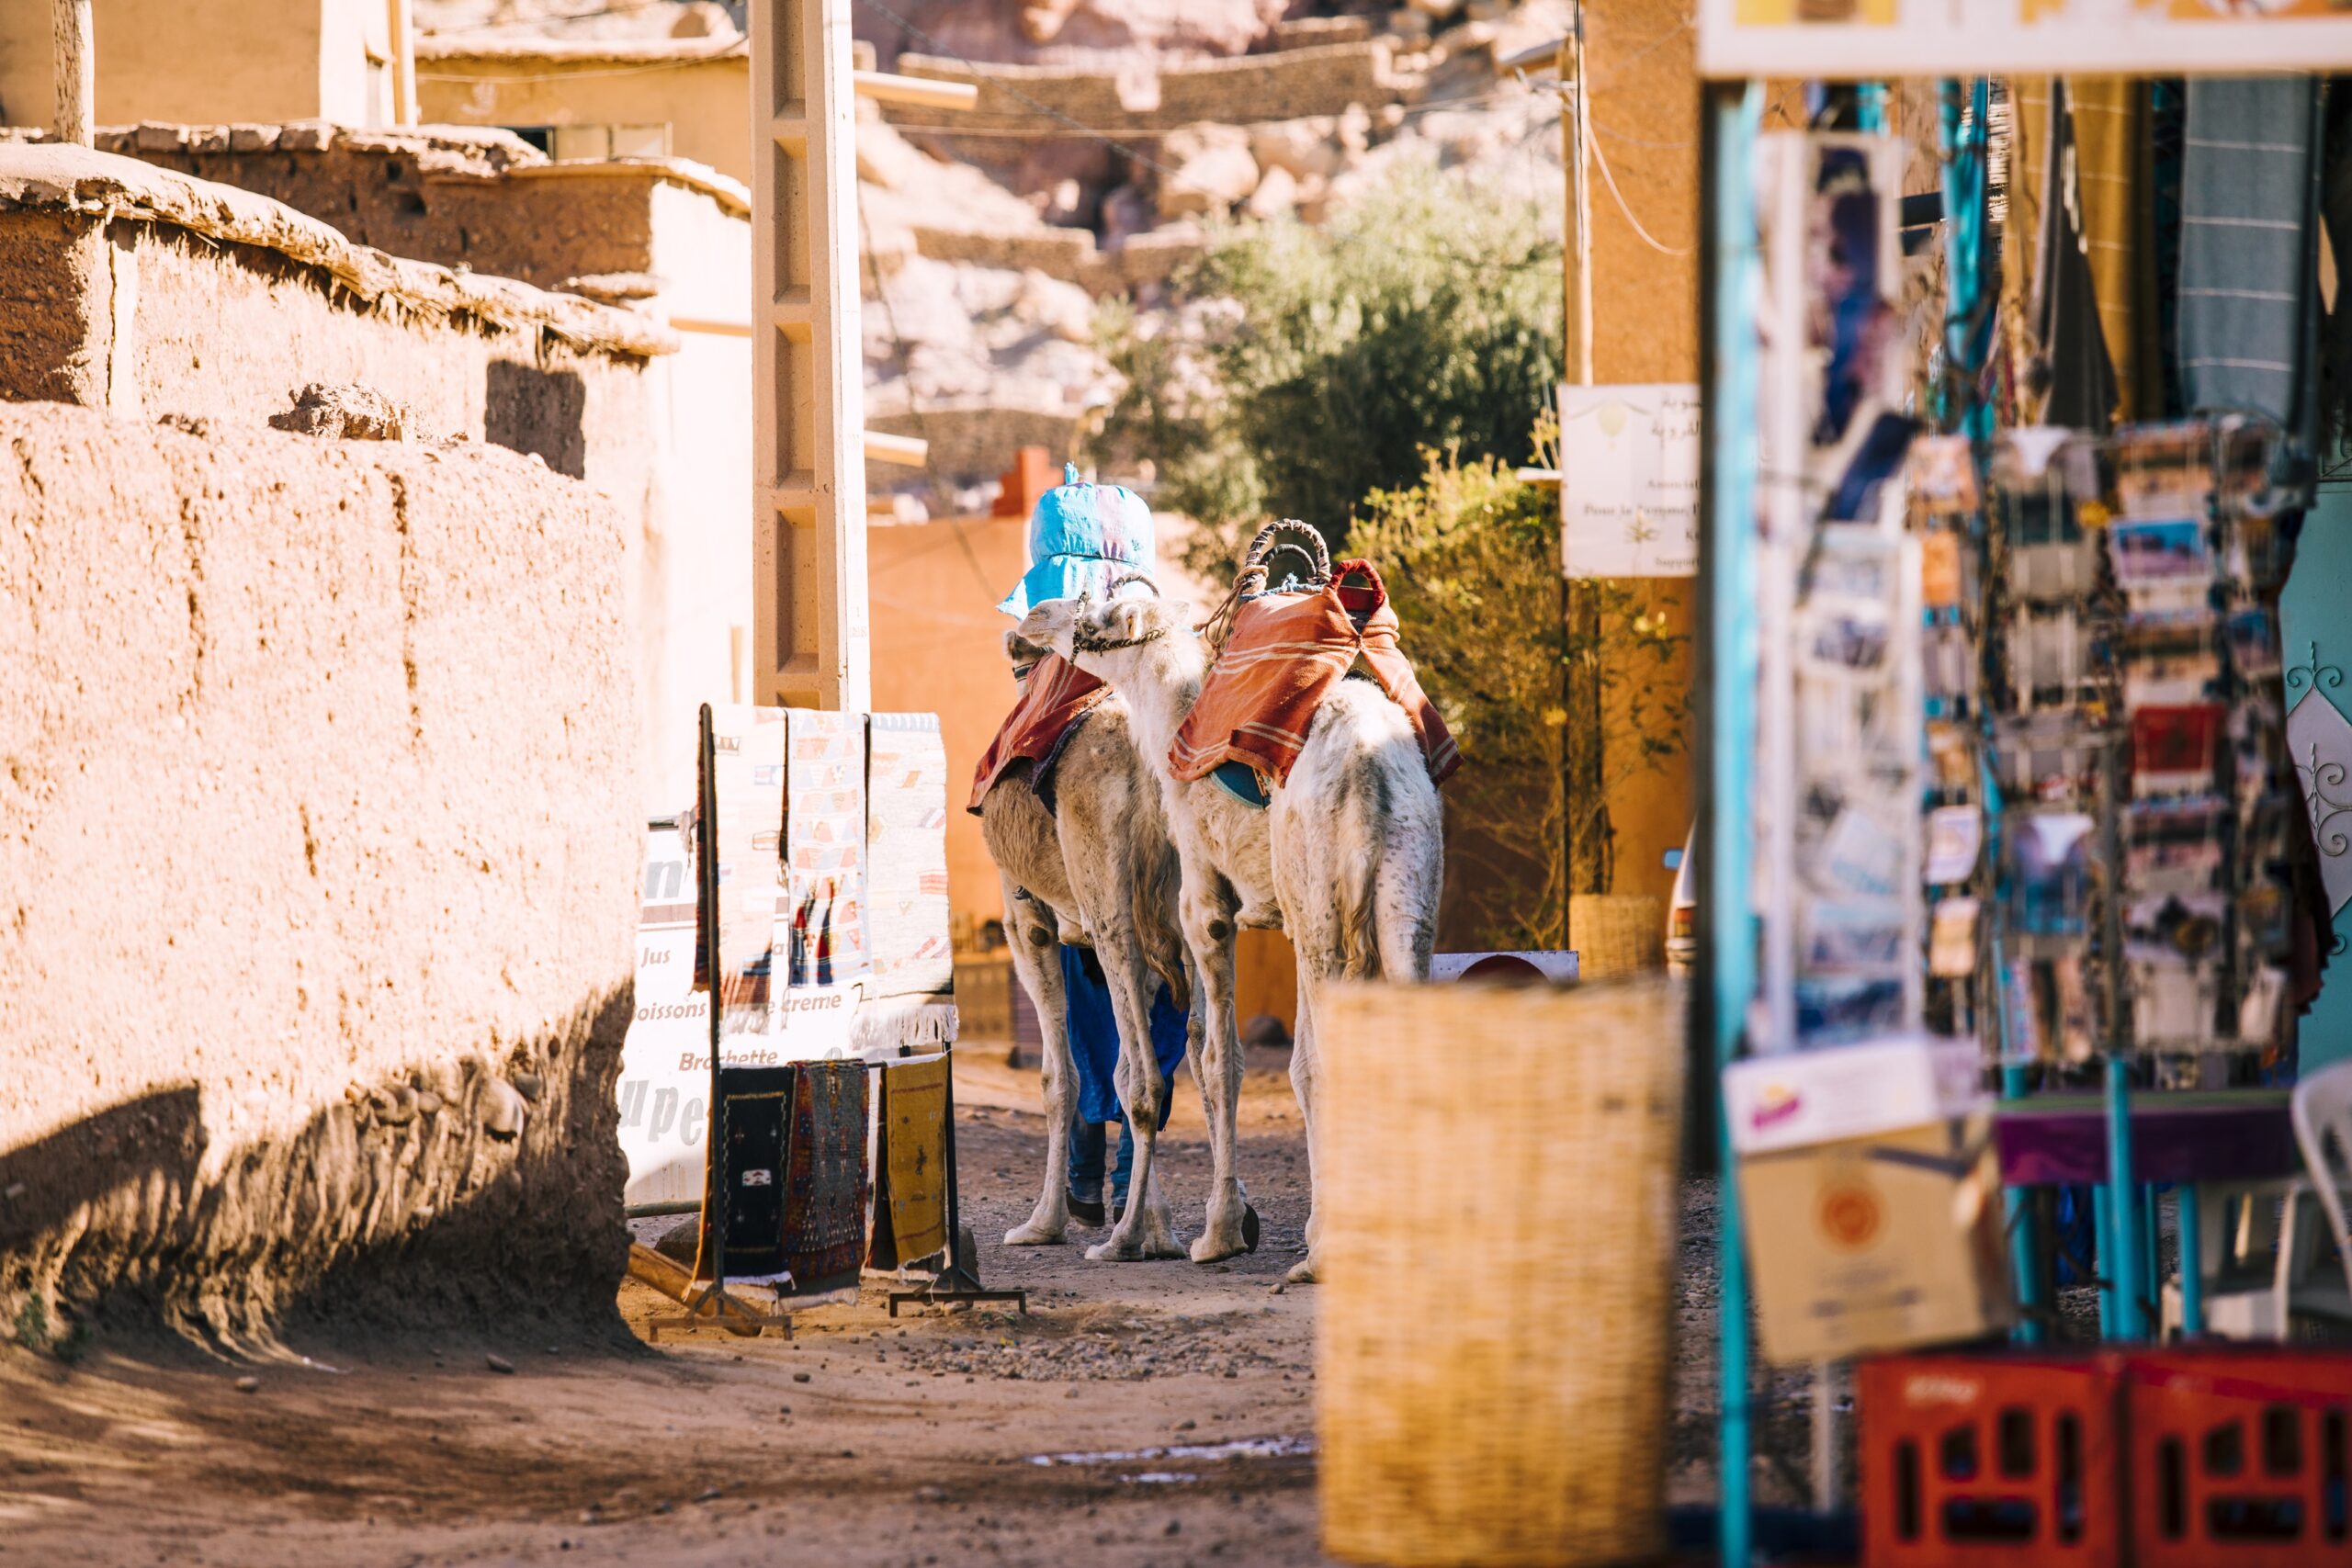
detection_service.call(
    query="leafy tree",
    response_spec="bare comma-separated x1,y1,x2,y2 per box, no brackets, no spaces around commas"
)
1095,164,1562,580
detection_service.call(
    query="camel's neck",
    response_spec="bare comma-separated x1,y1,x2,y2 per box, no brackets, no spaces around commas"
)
1098,633,1206,770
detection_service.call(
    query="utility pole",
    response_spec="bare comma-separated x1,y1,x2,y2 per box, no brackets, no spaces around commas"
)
1560,7,1593,388
748,0,870,713
1558,6,1604,916
52,0,93,147
388,0,419,128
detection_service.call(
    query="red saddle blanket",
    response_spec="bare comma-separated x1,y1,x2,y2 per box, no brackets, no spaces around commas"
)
967,653,1109,814
1170,559,1460,789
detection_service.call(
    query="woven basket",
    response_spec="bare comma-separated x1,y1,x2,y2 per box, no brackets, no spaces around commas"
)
1568,893,1665,980
1317,977,1685,1567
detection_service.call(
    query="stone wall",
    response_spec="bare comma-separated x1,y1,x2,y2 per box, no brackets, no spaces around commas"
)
888,39,1416,135
89,122,749,306
0,403,640,1344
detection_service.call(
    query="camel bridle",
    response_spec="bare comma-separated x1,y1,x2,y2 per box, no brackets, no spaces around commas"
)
1070,574,1170,653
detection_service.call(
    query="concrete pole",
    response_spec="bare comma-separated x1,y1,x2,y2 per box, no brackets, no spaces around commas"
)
1559,6,1593,389
388,0,419,127
749,0,870,713
52,0,93,147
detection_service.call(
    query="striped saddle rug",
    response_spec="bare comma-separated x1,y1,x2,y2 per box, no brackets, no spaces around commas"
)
1170,559,1459,792
967,652,1109,815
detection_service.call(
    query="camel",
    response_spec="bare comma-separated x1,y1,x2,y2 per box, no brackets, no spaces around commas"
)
977,630,1204,1262
1019,591,1444,1283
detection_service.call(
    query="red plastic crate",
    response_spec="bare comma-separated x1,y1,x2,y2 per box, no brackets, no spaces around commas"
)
2120,1348,2352,1568
1860,1353,2126,1567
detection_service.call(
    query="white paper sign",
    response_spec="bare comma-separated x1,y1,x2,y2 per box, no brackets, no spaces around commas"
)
1698,0,2352,81
1560,383,1700,578
616,821,872,1209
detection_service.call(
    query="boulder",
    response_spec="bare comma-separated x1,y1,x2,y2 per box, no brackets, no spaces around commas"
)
855,119,933,193
1247,117,1347,182
1156,123,1259,220
1244,164,1299,221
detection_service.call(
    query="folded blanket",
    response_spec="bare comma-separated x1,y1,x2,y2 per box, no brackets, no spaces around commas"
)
1170,560,1459,789
967,653,1109,814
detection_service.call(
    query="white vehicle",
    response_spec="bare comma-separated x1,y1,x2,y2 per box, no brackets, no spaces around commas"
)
1666,827,1696,978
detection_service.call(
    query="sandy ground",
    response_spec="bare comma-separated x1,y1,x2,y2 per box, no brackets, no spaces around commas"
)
0,1043,1813,1568
0,1046,1336,1568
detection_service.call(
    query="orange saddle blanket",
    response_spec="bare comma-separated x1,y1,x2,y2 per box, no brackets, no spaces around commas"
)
967,653,1109,814
1170,559,1459,791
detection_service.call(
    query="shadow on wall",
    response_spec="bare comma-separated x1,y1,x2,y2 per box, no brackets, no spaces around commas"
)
0,988,634,1352
485,359,589,480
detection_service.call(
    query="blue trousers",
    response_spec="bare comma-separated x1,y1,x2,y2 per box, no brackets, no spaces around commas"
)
1057,943,1188,1208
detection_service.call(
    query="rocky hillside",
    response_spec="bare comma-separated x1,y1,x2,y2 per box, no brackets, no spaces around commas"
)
418,0,1571,513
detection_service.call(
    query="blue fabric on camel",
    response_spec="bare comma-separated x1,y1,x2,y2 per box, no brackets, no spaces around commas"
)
1058,944,1187,1129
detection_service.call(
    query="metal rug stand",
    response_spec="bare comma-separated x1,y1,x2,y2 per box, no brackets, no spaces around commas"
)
888,1044,1028,1317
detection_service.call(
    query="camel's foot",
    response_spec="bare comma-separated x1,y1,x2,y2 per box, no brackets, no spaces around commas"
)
1003,1215,1067,1247
1136,1207,1187,1261
1086,1225,1155,1262
1190,1216,1251,1265
1284,1255,1318,1286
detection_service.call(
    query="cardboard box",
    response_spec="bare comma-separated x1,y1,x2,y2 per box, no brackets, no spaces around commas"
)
1723,1032,1984,1156
1738,1111,2015,1366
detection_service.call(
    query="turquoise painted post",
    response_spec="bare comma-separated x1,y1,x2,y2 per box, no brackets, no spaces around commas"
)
1703,78,1763,1568
1939,80,1994,443
2004,1059,2045,1345
2092,1183,2118,1337
2105,1056,2145,1340
2177,1184,2205,1337
1856,81,1887,133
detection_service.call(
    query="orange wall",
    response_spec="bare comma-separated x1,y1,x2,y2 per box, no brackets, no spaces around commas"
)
868,513,1032,944
1584,0,1701,908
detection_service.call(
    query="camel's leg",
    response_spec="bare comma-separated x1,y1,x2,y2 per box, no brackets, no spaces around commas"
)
1182,882,1251,1264
1285,956,1327,1284
1001,882,1075,1247
1088,945,1183,1261
1170,948,1257,1247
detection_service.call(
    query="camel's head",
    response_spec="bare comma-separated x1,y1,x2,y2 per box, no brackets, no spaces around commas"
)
1001,628,1049,675
1017,592,1193,681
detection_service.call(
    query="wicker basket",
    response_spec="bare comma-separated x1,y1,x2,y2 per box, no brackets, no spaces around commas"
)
1317,977,1685,1567
1568,893,1665,980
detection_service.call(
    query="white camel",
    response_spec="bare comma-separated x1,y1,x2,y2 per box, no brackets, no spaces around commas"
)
978,629,1204,1262
1019,592,1443,1282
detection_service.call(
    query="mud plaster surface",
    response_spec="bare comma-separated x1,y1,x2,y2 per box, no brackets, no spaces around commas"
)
0,404,639,1346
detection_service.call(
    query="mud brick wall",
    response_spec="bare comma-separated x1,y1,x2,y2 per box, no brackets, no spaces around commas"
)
889,39,1414,134
0,405,640,1344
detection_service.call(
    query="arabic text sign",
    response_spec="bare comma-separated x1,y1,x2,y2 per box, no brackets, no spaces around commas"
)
1699,0,2352,79
1560,383,1700,579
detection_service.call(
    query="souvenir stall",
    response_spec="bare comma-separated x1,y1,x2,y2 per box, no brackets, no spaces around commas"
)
1691,7,2352,1564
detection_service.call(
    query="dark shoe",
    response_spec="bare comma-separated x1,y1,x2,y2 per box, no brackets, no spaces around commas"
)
1067,1194,1106,1226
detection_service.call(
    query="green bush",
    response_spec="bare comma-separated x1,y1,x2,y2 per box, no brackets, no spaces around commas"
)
1351,432,1689,946
1095,164,1562,579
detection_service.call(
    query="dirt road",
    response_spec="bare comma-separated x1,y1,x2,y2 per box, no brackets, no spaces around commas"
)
1,1043,1811,1567
0,1047,1335,1568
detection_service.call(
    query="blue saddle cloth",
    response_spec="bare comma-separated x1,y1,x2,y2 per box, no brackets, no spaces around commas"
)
1058,944,1188,1128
